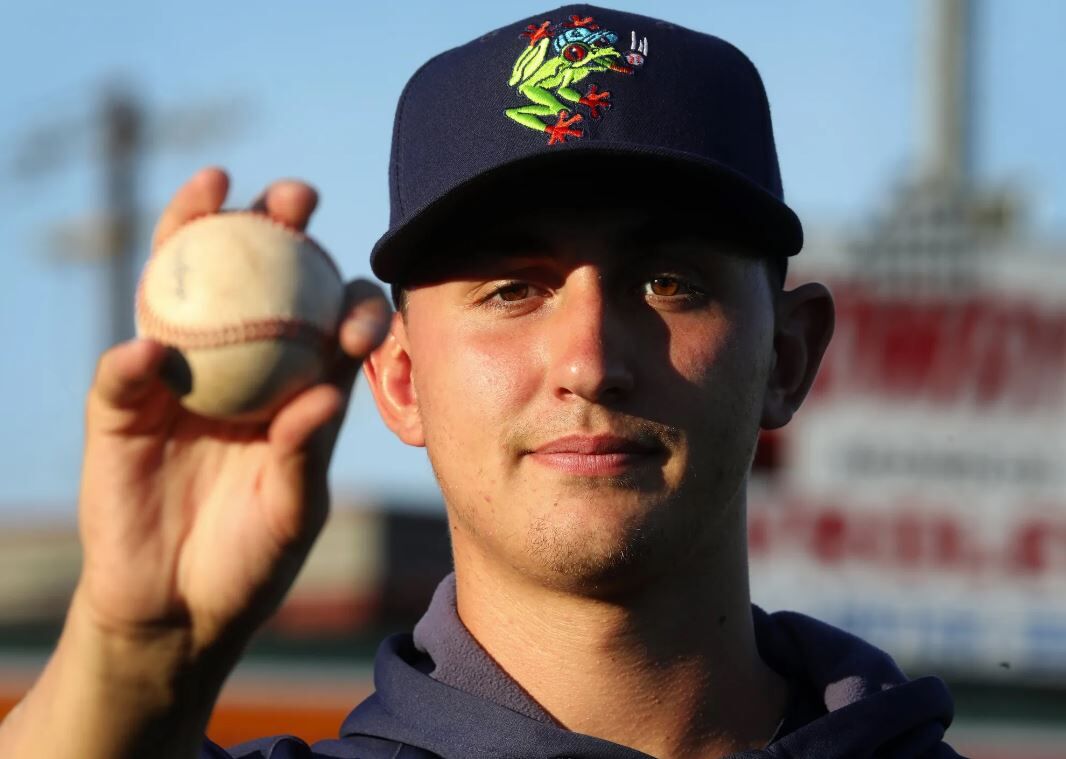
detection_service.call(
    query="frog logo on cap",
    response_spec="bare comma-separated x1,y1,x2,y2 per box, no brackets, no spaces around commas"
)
506,15,647,145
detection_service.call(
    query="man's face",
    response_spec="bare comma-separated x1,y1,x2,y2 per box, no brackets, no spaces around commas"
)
382,208,778,595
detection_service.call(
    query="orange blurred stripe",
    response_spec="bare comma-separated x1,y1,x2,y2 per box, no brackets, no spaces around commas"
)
206,702,358,748
0,691,369,750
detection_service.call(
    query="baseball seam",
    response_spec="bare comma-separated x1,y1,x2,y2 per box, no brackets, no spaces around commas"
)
136,211,340,351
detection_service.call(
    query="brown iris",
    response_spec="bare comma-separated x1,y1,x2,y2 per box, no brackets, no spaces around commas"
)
496,283,530,301
648,277,681,296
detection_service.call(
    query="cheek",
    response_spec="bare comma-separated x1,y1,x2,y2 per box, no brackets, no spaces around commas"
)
408,319,546,539
666,310,774,415
663,314,738,380
411,320,542,450
666,321,727,382
463,333,538,411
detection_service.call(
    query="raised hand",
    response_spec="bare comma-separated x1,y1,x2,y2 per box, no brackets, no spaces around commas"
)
0,167,391,759
78,167,390,651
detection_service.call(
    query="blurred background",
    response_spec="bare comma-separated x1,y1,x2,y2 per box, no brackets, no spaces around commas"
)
1,0,1063,755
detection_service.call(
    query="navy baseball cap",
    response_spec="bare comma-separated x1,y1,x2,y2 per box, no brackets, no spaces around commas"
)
370,4,801,285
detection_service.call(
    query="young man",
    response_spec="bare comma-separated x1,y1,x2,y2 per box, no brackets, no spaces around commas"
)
0,6,961,758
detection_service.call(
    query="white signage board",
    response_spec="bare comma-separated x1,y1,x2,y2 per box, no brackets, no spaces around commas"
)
749,286,1066,682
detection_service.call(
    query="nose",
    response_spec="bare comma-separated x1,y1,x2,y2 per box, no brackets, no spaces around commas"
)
546,268,635,404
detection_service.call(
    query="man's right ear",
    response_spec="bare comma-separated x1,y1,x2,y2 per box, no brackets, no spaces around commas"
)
362,312,426,447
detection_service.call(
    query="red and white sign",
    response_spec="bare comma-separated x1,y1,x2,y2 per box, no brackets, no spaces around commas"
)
750,282,1066,681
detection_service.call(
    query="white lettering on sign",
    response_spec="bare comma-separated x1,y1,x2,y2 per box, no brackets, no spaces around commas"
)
753,283,1066,680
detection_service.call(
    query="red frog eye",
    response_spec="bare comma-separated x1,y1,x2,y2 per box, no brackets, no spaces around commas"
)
563,43,588,62
593,38,610,47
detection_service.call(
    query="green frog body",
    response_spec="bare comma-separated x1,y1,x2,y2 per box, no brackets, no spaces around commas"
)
506,18,634,144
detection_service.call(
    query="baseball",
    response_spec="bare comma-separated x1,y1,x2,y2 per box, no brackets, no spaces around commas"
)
135,211,345,422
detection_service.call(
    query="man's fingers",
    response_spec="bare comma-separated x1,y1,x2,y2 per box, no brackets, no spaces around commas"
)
268,384,345,463
339,280,393,355
263,280,391,491
152,171,318,251
151,168,229,249
264,384,346,542
249,180,319,231
90,339,170,410
295,279,393,464
334,279,393,390
86,340,179,437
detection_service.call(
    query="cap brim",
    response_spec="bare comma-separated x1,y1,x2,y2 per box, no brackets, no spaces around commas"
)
370,143,803,285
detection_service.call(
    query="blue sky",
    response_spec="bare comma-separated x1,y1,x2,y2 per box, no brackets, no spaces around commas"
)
1,1,1063,519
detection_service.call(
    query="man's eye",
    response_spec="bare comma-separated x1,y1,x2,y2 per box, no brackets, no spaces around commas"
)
491,282,532,302
644,276,683,297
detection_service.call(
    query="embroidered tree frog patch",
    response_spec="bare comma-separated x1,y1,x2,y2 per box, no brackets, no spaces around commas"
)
507,15,648,145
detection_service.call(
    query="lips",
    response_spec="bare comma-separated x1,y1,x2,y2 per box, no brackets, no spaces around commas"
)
533,435,657,455
527,434,663,476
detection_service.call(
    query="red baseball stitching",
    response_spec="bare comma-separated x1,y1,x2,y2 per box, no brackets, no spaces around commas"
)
136,211,340,351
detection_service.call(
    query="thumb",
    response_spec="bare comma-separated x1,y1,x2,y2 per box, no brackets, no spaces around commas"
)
86,339,177,435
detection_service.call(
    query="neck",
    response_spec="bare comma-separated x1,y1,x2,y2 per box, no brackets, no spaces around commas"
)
452,496,789,759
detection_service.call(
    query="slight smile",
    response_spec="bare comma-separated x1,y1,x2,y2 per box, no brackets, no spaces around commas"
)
526,435,665,476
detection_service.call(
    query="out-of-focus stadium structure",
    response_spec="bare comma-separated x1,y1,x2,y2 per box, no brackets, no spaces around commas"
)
751,0,1066,684
745,3,1066,754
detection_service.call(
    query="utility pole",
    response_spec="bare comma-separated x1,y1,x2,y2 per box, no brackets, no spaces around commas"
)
10,83,246,349
101,87,142,344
